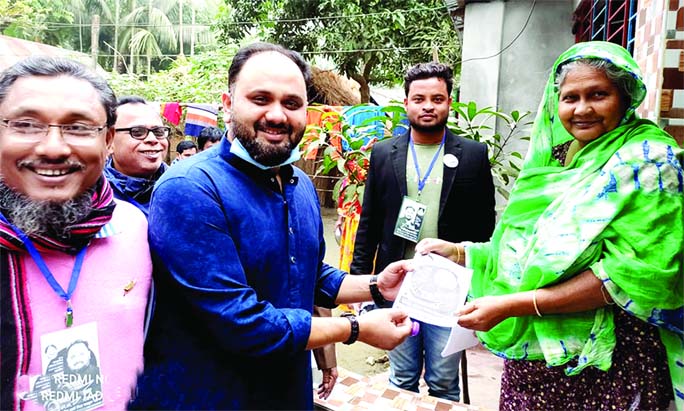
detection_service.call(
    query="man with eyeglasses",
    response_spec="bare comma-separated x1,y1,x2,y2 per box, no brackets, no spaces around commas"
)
0,56,152,410
104,96,170,217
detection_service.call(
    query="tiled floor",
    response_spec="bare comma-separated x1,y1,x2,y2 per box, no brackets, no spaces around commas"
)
314,367,485,411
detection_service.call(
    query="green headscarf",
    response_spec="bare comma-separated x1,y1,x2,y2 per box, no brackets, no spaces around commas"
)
467,41,683,406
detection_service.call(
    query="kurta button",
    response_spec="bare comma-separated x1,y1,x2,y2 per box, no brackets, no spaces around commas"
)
290,256,296,263
290,179,295,184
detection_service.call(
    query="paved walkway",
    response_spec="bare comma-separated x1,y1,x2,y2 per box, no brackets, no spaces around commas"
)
315,366,486,411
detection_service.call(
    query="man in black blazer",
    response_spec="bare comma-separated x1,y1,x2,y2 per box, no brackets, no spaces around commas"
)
350,62,495,401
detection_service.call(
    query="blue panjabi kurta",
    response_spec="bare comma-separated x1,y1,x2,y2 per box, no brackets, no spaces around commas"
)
131,138,347,410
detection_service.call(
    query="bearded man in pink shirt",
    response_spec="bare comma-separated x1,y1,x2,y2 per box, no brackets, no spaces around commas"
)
0,56,152,411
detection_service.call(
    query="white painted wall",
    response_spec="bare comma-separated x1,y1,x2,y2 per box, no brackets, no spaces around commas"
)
458,0,575,209
459,1,505,130
497,0,575,155
460,0,575,152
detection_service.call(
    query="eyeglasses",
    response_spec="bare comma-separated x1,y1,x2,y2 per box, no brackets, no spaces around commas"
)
0,119,106,144
115,126,170,140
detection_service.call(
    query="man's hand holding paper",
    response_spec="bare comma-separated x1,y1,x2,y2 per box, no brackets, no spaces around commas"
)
392,253,479,356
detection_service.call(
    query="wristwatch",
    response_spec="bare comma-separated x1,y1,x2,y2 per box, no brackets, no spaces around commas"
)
341,312,359,345
369,275,388,306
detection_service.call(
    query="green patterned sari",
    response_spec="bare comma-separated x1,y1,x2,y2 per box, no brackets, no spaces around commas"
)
466,41,684,407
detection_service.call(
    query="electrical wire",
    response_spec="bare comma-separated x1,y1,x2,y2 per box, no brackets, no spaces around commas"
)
0,42,460,59
8,2,539,63
458,0,536,64
37,5,449,29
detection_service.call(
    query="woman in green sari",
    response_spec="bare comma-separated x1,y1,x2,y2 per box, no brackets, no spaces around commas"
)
417,41,683,410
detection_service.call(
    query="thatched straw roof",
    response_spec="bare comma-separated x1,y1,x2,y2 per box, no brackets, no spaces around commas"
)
310,67,361,106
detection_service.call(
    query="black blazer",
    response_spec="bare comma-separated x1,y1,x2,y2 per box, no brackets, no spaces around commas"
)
350,128,496,279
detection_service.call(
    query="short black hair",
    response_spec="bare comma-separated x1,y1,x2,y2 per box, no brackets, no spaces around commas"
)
404,62,454,97
197,126,223,150
228,42,312,98
0,56,118,126
116,95,147,107
176,140,198,154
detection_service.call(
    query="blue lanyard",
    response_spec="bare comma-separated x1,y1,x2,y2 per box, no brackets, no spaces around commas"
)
409,131,446,195
0,213,87,327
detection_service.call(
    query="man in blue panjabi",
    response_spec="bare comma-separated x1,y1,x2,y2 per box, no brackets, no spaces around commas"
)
130,42,414,410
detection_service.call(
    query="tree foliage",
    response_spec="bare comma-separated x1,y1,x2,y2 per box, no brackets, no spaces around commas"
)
118,0,178,76
0,0,34,36
216,0,461,102
1,0,74,46
107,45,238,104
1,0,221,75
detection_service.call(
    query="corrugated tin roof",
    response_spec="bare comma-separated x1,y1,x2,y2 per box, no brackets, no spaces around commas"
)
0,35,101,72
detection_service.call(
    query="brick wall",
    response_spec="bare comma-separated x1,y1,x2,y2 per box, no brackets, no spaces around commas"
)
662,0,684,145
636,0,684,146
635,0,666,121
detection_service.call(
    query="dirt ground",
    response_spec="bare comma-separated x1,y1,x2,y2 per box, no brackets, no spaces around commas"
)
333,311,391,375
319,207,503,410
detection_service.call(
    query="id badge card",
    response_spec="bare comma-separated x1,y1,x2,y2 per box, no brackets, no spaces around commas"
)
393,196,427,243
22,322,104,411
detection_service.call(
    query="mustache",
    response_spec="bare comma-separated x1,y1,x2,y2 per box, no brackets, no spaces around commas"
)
256,121,292,134
17,159,86,170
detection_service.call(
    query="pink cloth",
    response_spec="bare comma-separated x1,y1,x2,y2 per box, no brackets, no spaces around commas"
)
18,200,152,410
162,102,182,125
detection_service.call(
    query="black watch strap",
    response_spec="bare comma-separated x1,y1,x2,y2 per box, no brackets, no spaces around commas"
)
369,275,388,306
341,313,359,345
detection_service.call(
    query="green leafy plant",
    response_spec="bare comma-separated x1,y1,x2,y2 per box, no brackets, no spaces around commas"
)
299,105,406,213
448,101,531,199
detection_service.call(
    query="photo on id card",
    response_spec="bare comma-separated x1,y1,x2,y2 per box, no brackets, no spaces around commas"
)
393,196,426,243
22,322,104,411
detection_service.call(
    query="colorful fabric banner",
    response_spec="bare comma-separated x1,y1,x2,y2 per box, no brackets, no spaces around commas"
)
341,105,387,150
184,104,218,137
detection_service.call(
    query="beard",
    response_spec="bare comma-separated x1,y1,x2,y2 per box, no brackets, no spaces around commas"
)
0,179,94,239
231,116,304,167
410,114,449,134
